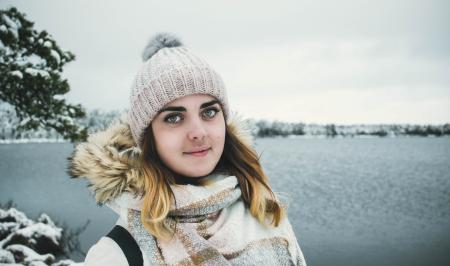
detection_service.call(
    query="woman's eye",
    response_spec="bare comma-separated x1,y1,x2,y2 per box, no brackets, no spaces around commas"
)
203,108,220,119
164,114,182,124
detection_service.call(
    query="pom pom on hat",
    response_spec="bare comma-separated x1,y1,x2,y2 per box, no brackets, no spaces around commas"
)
141,32,183,62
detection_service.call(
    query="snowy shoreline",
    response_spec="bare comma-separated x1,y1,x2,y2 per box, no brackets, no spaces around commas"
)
0,134,449,145
0,139,69,144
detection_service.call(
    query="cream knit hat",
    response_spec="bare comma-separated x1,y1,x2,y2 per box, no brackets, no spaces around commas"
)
127,32,229,148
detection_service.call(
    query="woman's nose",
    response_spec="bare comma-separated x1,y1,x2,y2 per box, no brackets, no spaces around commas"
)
187,117,207,141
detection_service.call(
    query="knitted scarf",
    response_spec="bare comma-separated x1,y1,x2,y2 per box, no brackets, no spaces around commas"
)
111,174,306,266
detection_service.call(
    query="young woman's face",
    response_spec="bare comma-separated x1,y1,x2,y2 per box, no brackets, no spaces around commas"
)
150,93,226,179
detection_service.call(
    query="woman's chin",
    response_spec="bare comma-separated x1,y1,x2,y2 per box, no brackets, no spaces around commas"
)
173,167,215,183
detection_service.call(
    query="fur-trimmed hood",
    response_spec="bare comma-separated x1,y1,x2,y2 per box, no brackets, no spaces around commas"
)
66,111,254,205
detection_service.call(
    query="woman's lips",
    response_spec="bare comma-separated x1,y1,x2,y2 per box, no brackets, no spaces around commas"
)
184,148,210,157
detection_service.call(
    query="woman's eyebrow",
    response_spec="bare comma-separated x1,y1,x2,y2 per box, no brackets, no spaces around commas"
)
200,100,220,109
157,100,219,114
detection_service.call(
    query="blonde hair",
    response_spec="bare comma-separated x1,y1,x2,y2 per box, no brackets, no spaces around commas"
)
139,120,285,240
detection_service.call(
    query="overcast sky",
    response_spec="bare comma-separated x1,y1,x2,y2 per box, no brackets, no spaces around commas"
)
1,0,449,124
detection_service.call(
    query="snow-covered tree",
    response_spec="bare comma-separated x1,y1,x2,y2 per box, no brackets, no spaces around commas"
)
0,7,88,142
325,124,337,137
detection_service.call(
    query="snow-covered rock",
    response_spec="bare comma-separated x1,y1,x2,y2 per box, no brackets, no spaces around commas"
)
0,248,15,263
18,222,62,245
0,222,20,240
30,261,50,266
0,206,84,265
0,208,34,228
51,259,84,266
0,209,62,254
2,222,63,254
0,24,8,32
6,244,55,264
37,214,57,228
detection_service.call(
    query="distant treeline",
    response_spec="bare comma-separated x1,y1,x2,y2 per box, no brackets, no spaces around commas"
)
251,120,450,138
1,102,449,142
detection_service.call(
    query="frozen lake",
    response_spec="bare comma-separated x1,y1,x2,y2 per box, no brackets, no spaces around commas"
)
1,137,449,266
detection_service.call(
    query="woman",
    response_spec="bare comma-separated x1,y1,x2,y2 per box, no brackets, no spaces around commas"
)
68,32,306,266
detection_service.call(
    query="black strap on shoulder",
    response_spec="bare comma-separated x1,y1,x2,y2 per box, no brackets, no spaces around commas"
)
106,225,143,266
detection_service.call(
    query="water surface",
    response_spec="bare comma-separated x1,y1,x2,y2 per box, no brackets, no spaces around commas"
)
1,137,449,265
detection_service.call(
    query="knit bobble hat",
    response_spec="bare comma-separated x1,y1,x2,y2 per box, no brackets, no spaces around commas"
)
128,32,230,148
